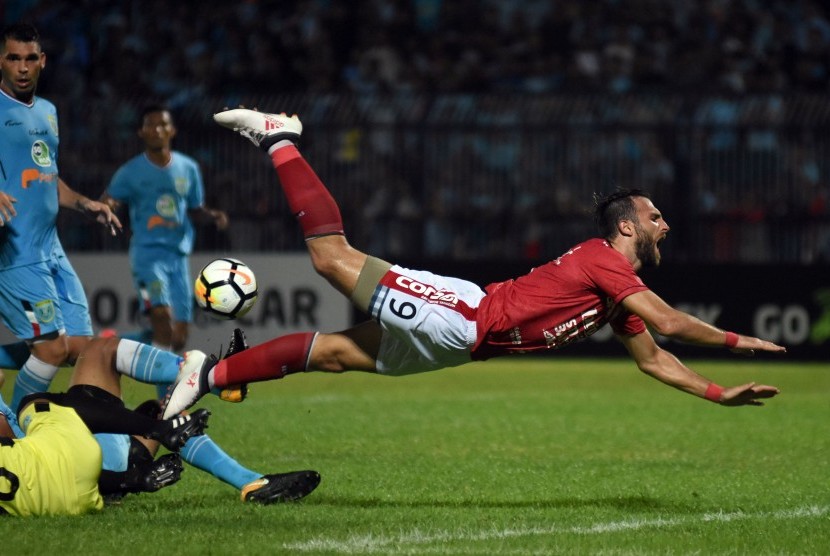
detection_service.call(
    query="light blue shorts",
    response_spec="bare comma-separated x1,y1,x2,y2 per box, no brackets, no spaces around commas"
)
94,433,132,472
130,246,193,322
0,256,92,341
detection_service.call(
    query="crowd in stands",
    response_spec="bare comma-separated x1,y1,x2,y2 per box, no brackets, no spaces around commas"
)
5,0,830,263
7,0,830,101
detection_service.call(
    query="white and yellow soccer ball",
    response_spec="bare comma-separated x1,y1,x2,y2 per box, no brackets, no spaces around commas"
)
194,258,258,320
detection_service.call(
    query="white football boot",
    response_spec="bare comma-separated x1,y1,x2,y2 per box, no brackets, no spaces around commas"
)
161,350,216,419
213,109,302,150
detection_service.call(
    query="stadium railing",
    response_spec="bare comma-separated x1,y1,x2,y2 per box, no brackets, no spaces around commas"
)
54,93,830,265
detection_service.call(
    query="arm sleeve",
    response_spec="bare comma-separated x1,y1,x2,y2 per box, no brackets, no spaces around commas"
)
106,166,131,202
187,162,205,210
588,249,649,336
610,311,646,336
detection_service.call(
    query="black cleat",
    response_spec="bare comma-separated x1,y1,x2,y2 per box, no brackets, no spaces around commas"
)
138,453,184,493
218,328,249,403
241,470,322,504
225,327,249,357
157,408,210,451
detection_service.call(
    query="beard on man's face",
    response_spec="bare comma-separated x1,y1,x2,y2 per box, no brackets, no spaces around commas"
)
635,226,661,267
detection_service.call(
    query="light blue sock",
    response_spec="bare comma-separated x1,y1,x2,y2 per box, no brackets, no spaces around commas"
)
0,341,31,370
119,328,153,344
156,382,227,400
11,356,59,412
180,434,260,489
155,382,171,400
115,340,181,385
0,392,24,437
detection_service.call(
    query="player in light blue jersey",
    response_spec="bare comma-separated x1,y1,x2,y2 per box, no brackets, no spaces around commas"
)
101,127,312,503
0,22,122,413
101,104,228,355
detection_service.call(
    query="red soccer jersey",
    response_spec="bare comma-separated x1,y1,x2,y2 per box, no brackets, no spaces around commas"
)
472,238,648,359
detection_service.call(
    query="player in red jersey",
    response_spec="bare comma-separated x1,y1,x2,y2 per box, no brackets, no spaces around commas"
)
162,109,785,419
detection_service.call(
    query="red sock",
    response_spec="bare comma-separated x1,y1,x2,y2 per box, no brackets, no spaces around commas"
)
212,332,316,387
271,145,344,239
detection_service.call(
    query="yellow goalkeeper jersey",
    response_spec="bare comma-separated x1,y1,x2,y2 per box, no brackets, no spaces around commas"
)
0,401,104,517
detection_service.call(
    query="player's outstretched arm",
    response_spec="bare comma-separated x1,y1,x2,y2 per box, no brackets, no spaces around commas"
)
719,382,780,406
724,334,786,356
58,178,122,235
621,290,786,354
619,331,780,406
188,206,229,230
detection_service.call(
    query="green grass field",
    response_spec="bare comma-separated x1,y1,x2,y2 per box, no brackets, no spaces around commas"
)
3,358,828,555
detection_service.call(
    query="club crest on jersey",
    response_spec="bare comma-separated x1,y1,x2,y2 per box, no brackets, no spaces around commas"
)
174,176,190,196
33,300,55,324
31,140,51,167
48,114,58,136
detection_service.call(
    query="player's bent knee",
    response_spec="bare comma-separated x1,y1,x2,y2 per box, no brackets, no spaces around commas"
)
310,330,378,372
31,335,71,366
307,251,342,280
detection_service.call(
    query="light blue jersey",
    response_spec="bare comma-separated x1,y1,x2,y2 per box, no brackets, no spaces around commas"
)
0,90,91,340
0,89,60,268
107,151,204,255
107,152,204,320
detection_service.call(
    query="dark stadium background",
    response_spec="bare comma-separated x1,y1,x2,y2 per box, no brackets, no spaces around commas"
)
7,0,829,359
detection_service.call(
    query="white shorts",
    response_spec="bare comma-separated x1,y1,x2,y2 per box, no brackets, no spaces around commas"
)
368,265,485,375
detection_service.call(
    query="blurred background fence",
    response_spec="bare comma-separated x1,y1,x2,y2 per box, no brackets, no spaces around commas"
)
57,93,830,264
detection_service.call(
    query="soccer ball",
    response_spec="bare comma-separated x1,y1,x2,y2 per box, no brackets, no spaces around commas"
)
194,258,258,320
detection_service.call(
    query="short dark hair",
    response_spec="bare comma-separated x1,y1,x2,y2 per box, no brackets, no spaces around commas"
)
593,188,651,239
139,103,173,126
1,22,40,45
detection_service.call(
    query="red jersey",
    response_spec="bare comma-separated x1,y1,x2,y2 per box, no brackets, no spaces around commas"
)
472,238,648,359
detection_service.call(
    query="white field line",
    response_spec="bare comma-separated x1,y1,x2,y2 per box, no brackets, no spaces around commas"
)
282,505,828,554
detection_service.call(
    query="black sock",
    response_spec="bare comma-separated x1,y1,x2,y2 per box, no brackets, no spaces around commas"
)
23,385,167,438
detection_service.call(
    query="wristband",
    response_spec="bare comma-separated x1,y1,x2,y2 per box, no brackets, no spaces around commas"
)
704,382,724,403
724,331,739,348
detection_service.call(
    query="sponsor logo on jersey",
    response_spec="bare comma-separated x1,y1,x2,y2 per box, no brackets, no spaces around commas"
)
147,193,180,229
147,215,177,230
380,271,477,319
21,168,57,189
543,307,602,349
31,140,51,167
394,275,459,307
155,194,178,219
